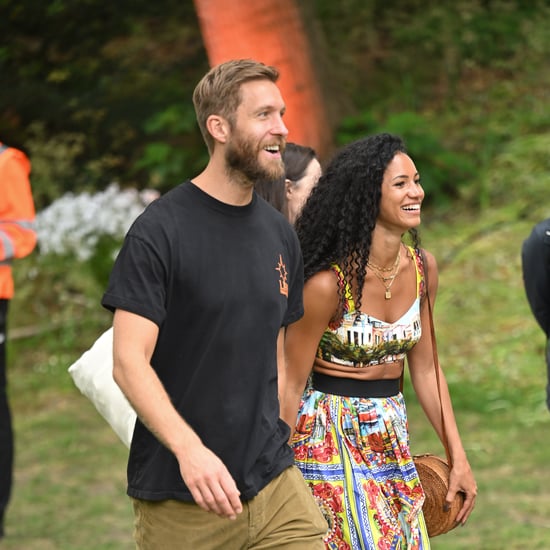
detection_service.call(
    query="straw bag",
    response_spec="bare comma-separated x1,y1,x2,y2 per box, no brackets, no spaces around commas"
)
414,453,463,537
410,249,464,537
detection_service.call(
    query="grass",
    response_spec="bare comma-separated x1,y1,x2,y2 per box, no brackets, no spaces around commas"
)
3,198,550,549
405,211,550,549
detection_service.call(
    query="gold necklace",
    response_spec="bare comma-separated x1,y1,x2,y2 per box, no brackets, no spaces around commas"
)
368,251,401,299
367,250,400,272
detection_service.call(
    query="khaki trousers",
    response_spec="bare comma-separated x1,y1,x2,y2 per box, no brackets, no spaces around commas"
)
132,465,327,549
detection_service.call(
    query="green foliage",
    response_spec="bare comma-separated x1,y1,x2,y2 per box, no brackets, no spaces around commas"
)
23,122,86,208
134,103,206,187
316,0,550,209
464,133,550,214
0,0,208,200
337,110,475,206
9,253,110,335
1,0,548,213
314,0,550,105
87,234,122,289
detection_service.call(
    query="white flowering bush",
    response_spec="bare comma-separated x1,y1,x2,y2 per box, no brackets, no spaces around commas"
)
35,183,159,287
35,183,159,261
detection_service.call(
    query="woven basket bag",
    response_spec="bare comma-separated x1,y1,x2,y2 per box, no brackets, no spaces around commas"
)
414,453,464,537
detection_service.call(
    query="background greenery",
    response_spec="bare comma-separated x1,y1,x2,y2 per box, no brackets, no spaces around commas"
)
2,0,549,208
2,0,550,548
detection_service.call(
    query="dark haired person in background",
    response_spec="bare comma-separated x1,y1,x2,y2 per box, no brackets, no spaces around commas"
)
256,142,321,224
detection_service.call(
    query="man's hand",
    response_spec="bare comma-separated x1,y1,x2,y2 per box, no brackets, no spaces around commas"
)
177,443,243,520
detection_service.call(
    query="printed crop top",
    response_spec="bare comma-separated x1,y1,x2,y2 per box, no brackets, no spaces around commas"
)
317,246,426,368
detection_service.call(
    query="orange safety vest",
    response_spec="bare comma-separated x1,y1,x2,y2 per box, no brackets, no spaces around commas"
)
0,143,37,299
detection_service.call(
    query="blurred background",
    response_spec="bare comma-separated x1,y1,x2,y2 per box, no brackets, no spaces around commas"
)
3,0,547,212
1,1,549,548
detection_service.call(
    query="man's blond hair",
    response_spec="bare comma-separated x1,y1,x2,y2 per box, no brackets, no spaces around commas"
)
193,59,280,154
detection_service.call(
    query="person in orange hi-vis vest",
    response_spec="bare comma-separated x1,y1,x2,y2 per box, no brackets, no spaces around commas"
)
0,142,37,540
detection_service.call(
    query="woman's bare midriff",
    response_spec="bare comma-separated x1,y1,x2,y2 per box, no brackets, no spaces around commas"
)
313,356,403,381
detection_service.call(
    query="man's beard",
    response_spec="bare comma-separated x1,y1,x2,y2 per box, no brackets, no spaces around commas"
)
225,134,284,187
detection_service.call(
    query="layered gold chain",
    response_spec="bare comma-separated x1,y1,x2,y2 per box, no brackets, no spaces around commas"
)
367,250,401,299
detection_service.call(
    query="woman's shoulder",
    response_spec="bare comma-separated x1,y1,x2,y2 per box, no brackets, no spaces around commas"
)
306,268,340,289
305,269,341,305
303,269,341,326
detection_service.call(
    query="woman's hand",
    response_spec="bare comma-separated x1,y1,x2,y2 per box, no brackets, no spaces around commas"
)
447,458,477,525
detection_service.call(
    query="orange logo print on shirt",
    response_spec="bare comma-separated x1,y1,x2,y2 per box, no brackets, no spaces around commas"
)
275,254,288,297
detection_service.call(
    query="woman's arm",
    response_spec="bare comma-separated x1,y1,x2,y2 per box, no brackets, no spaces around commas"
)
277,327,286,406
281,271,339,436
407,250,477,525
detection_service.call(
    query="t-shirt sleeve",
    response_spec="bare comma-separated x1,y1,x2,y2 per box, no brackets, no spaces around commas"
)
101,232,168,327
282,229,304,327
522,219,550,334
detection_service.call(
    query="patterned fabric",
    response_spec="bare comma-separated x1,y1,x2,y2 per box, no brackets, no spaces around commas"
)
319,247,425,368
291,247,430,549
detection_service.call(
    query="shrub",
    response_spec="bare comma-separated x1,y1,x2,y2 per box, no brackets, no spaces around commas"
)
35,183,159,286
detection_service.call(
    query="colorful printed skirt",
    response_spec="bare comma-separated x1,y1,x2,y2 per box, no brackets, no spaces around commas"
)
291,387,430,550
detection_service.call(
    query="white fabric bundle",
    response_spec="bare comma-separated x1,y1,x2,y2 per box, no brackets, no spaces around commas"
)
68,327,136,448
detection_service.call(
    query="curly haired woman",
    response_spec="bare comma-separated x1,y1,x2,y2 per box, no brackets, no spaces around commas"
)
281,133,477,549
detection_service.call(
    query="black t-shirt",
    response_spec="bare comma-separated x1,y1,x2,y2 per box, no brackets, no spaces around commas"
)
102,181,304,502
522,217,550,336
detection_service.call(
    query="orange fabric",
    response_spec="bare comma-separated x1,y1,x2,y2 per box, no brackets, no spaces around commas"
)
0,144,37,298
192,0,332,159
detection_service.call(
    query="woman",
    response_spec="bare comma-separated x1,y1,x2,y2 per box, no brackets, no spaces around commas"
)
281,133,477,549
256,142,321,224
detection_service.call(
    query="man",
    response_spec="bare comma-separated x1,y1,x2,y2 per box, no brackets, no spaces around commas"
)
0,142,37,539
101,59,327,549
522,217,550,410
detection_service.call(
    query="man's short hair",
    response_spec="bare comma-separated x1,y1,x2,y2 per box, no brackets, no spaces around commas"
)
193,59,280,154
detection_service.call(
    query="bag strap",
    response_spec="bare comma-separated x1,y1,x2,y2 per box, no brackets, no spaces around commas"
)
403,248,453,467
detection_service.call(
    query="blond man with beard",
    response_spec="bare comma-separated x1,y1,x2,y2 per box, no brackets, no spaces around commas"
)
101,59,327,549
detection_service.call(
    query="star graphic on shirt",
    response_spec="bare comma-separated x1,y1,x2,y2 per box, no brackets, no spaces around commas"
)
275,254,288,297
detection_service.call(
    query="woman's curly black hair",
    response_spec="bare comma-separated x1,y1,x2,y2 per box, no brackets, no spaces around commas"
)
294,133,420,316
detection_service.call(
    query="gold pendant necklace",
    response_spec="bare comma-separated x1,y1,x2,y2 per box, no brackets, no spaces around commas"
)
367,251,400,273
368,250,401,299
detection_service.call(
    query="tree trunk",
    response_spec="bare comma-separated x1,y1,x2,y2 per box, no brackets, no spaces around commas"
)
193,0,333,160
